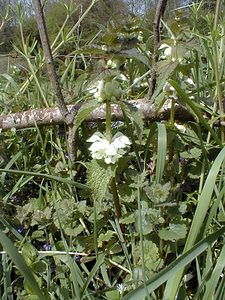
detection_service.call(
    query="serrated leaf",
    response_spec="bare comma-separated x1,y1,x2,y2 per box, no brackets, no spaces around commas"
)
180,147,202,159
98,230,115,247
65,224,84,237
136,206,164,235
120,213,135,224
144,182,170,204
32,261,46,273
159,223,187,241
54,161,67,174
87,160,116,202
135,240,163,277
74,99,100,131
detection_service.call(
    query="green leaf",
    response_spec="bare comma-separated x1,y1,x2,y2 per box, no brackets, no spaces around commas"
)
155,123,167,183
135,240,163,277
159,223,187,241
120,101,144,139
32,261,46,273
151,60,180,105
0,74,19,91
74,99,100,131
21,243,38,266
98,230,115,247
168,79,222,146
105,290,121,300
204,243,225,299
144,182,170,204
80,252,105,297
166,144,225,298
87,160,116,202
136,206,164,235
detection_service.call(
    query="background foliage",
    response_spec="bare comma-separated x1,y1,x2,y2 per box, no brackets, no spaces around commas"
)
0,0,225,299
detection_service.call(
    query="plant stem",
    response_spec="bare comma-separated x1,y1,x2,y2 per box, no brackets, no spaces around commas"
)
169,99,175,163
105,100,111,142
111,179,122,219
137,182,151,300
105,100,123,221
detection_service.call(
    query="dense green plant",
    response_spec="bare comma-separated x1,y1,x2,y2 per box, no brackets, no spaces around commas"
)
0,1,225,299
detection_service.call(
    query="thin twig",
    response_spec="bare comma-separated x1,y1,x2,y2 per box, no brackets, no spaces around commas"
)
32,0,76,160
146,0,168,100
32,0,72,124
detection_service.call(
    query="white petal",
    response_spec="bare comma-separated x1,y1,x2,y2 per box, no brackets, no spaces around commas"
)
105,144,117,155
87,133,102,143
164,47,172,56
92,152,104,159
119,135,131,145
112,138,125,149
186,78,195,86
175,123,186,133
89,140,109,152
113,135,131,149
105,156,113,164
159,43,169,50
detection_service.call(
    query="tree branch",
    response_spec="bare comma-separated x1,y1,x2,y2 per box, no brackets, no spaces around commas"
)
0,99,195,131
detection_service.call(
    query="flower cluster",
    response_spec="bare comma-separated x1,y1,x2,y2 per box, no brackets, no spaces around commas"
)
90,79,122,102
159,43,187,62
87,132,131,164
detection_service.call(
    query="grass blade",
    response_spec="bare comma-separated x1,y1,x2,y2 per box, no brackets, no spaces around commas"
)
122,226,225,300
155,123,167,183
203,242,225,299
0,230,45,300
0,168,87,189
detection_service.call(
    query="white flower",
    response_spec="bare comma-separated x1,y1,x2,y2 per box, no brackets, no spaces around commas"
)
112,135,131,149
175,122,186,133
163,82,178,100
87,133,131,164
116,283,127,294
163,82,175,93
185,78,195,86
105,144,117,156
89,138,109,153
159,43,172,59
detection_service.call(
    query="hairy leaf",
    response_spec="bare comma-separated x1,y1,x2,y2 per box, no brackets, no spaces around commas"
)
87,160,116,202
159,223,187,241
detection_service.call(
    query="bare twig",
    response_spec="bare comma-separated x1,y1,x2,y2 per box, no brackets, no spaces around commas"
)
32,0,72,124
146,0,168,100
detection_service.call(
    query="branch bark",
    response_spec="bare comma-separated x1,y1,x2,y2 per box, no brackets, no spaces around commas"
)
0,100,195,131
146,0,168,100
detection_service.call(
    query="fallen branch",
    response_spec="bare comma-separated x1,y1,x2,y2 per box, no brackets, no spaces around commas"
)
0,99,195,131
